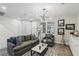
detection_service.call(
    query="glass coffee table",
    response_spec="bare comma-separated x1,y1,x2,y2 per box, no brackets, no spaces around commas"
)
31,43,48,56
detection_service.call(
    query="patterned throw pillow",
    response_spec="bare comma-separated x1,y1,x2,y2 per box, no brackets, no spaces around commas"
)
9,37,16,45
16,36,22,46
31,34,36,40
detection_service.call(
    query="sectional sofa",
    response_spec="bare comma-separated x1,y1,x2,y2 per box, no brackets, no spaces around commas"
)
7,34,39,56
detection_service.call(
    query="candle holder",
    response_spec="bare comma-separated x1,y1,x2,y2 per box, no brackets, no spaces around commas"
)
42,43,44,46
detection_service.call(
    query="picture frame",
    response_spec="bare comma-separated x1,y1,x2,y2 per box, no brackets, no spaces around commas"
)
58,19,64,27
58,28,64,35
66,24,75,30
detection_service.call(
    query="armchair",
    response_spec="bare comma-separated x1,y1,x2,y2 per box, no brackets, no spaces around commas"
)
42,34,55,47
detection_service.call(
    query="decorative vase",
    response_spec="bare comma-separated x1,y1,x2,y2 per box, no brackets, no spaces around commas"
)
39,46,41,50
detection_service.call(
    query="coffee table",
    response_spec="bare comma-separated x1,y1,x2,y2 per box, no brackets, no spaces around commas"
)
31,43,48,56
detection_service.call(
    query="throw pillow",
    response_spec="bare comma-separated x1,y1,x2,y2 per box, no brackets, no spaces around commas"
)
16,36,22,46
31,34,36,40
10,37,16,45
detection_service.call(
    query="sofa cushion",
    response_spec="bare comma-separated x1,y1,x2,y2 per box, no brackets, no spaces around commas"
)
31,39,39,44
31,34,37,40
44,34,54,39
9,37,16,45
22,35,31,41
13,40,33,51
26,35,31,40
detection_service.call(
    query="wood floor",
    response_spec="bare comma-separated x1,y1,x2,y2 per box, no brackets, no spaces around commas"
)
44,44,72,56
0,43,73,56
23,43,73,56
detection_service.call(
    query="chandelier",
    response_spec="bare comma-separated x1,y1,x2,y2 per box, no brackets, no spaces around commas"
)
40,8,48,21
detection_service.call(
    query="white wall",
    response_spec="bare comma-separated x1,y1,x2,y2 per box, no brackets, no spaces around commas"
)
24,15,77,45
0,16,39,49
76,14,79,30
0,16,37,49
0,15,77,49
68,14,79,56
38,15,77,44
21,21,31,35
0,24,11,49
69,35,79,56
0,16,22,49
21,21,38,36
50,15,77,44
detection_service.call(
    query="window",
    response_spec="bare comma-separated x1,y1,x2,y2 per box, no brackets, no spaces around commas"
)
47,22,55,34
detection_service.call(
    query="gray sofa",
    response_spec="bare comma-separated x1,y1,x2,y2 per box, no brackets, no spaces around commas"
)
7,34,39,56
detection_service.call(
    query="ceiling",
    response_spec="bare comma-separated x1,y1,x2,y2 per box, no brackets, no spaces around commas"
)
0,3,79,19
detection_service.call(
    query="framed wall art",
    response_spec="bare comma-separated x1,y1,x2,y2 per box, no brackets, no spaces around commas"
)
58,28,64,35
66,24,75,30
58,19,65,27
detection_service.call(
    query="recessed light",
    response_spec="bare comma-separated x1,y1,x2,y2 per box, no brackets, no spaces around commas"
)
49,17,52,20
1,6,6,10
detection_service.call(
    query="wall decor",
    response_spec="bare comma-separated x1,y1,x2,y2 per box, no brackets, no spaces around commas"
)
70,30,79,37
58,19,64,27
66,24,75,30
58,28,64,35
